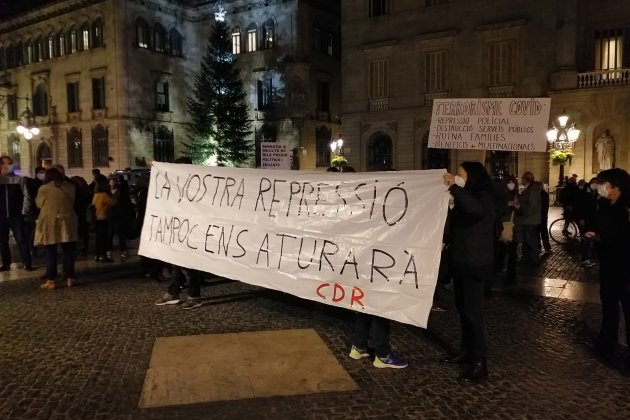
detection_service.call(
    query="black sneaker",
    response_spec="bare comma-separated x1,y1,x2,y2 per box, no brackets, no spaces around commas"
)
180,297,203,310
155,293,181,306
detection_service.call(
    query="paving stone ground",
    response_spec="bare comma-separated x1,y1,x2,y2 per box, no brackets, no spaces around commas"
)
1,268,629,420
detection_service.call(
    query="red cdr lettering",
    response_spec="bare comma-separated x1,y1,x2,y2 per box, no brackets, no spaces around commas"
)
316,283,330,299
332,283,345,302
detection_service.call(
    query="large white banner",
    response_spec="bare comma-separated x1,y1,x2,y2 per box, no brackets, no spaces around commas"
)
428,98,551,152
139,163,450,328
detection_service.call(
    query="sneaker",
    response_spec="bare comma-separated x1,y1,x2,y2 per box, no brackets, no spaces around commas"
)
348,346,370,360
155,293,180,306
106,251,112,259
180,297,203,310
121,251,129,259
373,353,408,369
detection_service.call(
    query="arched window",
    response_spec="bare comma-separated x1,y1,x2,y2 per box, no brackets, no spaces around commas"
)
246,23,257,52
316,125,332,167
92,17,104,48
231,27,241,54
67,127,83,168
92,124,109,167
15,41,23,66
136,18,150,49
169,28,182,56
45,33,54,59
56,31,65,56
66,26,78,54
262,19,274,49
79,22,90,51
33,83,48,116
367,131,393,171
153,23,166,52
24,40,33,64
5,44,15,68
34,37,43,62
153,126,174,162
36,142,52,167
8,134,21,170
421,132,450,169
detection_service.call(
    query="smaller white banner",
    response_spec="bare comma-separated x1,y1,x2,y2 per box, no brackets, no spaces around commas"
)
428,98,551,152
261,142,291,169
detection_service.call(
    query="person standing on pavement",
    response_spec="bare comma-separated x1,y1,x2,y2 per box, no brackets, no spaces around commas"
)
495,176,520,283
154,157,204,310
573,177,599,267
559,175,579,234
107,175,133,260
92,175,113,263
348,313,408,369
538,183,552,254
0,155,33,272
518,172,542,266
36,168,78,289
442,161,495,383
71,176,92,256
585,169,630,373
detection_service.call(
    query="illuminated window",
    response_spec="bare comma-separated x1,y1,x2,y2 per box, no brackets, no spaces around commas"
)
369,0,390,17
368,59,389,98
8,135,21,170
67,127,83,168
46,34,54,59
25,40,33,64
595,29,623,70
80,22,90,50
57,32,65,56
247,23,257,52
136,18,150,49
232,27,241,54
425,50,449,93
68,27,78,53
488,40,515,86
262,19,274,49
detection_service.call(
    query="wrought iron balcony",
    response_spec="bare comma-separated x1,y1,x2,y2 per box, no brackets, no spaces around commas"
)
487,85,514,98
424,91,448,106
577,68,630,88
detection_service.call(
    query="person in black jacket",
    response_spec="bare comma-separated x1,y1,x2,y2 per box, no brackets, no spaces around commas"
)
442,161,495,383
585,169,630,373
538,183,552,254
0,156,33,271
574,177,599,267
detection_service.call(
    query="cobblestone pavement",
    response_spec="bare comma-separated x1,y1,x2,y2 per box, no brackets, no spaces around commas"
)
1,270,629,420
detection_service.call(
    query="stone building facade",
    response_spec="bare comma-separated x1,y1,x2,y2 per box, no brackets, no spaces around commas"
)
0,0,341,178
341,0,630,184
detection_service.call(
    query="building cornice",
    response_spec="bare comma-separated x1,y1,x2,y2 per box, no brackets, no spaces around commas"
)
0,0,108,35
476,18,528,32
361,39,399,51
415,29,459,43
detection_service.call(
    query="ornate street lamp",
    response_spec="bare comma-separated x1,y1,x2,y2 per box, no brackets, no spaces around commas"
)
546,110,580,186
15,97,39,140
330,137,346,172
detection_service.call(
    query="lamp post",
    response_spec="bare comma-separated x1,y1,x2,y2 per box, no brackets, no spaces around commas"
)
546,110,580,187
15,96,40,140
330,137,344,172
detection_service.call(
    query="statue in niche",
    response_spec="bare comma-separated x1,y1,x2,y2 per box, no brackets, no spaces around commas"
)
594,129,615,171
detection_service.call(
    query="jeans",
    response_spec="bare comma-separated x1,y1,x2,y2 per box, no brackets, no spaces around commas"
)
454,267,489,360
44,242,76,280
167,266,201,298
522,225,541,264
353,313,391,358
0,216,32,268
496,241,518,281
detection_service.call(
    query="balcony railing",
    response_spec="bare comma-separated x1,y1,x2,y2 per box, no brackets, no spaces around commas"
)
487,85,514,98
577,68,630,88
424,91,448,107
369,97,389,111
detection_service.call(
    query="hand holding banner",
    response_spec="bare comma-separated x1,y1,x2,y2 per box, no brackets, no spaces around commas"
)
139,163,450,328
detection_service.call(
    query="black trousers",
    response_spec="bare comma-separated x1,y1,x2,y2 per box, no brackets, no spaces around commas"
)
0,216,32,268
453,266,489,361
539,219,551,252
167,266,201,299
353,313,391,358
94,220,109,258
598,262,630,356
495,241,517,281
44,242,76,280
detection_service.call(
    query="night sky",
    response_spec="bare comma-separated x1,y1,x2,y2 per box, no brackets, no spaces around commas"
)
0,0,56,20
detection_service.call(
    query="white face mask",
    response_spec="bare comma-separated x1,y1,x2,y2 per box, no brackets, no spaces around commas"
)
590,183,598,191
36,173,46,181
454,175,466,188
507,182,516,191
597,183,609,198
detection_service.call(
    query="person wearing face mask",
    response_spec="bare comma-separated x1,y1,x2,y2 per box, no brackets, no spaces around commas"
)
0,155,33,272
495,176,520,282
584,169,630,374
442,162,495,383
573,177,600,267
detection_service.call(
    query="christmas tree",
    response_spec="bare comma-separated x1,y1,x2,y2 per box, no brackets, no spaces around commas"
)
186,17,253,166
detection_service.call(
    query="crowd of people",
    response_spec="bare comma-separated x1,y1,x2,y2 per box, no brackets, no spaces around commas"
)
1,154,629,383
0,156,138,287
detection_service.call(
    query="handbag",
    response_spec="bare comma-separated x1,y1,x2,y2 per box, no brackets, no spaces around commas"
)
501,211,515,243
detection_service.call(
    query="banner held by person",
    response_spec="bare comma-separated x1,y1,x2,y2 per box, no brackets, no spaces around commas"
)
139,162,450,328
428,97,551,152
